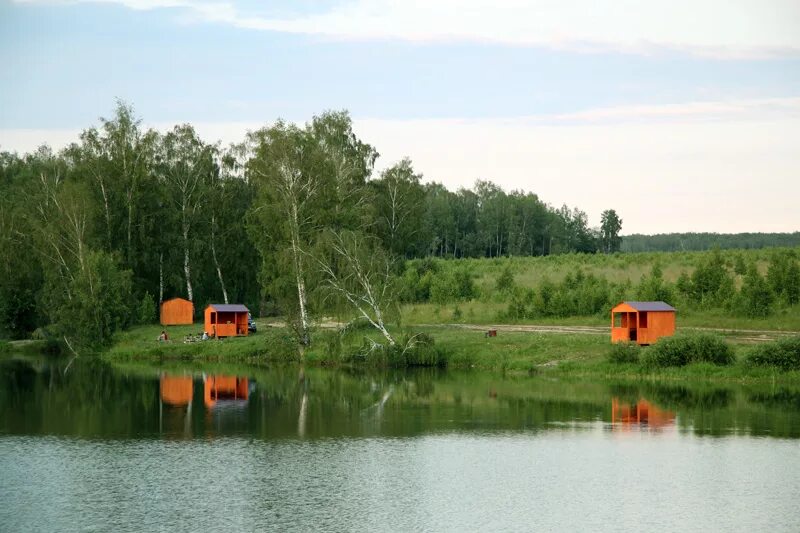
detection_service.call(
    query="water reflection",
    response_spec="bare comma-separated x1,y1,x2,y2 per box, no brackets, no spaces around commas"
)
1,355,799,440
611,398,675,432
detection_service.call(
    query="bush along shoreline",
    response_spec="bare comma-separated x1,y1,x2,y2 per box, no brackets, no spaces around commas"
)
607,333,800,374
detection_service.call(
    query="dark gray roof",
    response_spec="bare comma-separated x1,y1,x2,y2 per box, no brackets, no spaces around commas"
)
207,304,249,313
623,301,676,312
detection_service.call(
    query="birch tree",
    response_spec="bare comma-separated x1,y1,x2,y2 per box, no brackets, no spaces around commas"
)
158,125,215,302
313,229,398,346
247,122,321,346
372,158,425,257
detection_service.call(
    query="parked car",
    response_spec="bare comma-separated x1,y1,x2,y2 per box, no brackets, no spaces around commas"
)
247,313,257,333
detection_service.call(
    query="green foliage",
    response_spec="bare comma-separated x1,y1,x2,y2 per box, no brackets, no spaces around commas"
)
745,337,800,371
608,342,640,364
137,292,157,325
767,251,800,305
736,263,774,318
600,209,623,253
429,266,477,304
496,264,516,294
636,263,674,302
733,254,747,276
344,332,446,368
642,334,735,368
622,232,800,252
46,250,133,348
687,249,735,307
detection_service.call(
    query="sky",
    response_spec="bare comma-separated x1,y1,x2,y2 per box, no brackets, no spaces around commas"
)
1,0,799,234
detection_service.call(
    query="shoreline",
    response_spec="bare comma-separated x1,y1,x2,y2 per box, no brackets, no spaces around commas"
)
86,321,800,386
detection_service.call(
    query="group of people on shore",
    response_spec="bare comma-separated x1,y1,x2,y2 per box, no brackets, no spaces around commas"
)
157,330,213,343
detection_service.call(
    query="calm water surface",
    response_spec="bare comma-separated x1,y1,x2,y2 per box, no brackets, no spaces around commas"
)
1,355,799,532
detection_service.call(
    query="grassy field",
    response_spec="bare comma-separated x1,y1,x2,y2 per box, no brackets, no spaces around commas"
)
400,301,800,330
98,319,800,384
397,246,800,329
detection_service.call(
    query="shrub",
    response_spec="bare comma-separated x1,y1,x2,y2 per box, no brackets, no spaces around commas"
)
745,337,800,371
608,341,640,364
496,265,516,294
349,332,447,368
736,263,774,318
137,292,157,324
642,334,735,368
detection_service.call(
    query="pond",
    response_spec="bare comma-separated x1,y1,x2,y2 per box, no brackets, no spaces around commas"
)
1,355,799,532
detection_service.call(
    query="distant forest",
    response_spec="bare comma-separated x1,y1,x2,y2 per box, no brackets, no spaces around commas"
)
622,233,800,253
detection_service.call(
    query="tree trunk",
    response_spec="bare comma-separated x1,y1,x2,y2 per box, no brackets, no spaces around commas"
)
126,190,133,264
159,252,164,303
99,179,111,250
183,223,193,301
290,202,310,346
210,217,228,304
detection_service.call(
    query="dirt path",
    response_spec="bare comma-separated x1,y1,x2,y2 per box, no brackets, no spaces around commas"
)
431,323,799,343
263,320,798,343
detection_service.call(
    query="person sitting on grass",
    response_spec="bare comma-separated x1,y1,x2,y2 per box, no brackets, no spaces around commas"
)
202,331,208,341
158,330,169,342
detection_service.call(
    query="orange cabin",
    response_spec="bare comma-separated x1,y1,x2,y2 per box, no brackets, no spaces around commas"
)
160,297,194,326
204,375,249,408
611,301,675,346
204,304,249,338
160,374,193,406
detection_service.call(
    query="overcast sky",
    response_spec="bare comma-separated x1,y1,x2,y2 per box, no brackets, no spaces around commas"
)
1,0,799,234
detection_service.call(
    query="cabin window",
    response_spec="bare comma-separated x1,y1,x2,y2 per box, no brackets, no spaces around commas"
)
639,312,648,328
613,313,622,327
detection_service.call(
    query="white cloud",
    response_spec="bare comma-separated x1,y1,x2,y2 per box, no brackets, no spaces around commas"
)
14,0,800,57
2,98,799,234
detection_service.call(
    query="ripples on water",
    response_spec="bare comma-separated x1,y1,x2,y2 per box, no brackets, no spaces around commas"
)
1,357,800,532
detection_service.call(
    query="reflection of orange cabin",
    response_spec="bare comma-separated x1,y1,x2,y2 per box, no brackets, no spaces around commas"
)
204,304,249,338
204,375,249,408
160,375,193,406
611,301,675,346
160,297,194,325
611,398,675,429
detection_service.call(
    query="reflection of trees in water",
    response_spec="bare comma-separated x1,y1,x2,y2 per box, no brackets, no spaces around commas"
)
3,357,800,439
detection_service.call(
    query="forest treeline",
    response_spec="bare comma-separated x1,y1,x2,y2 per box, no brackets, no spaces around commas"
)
622,232,800,253
1,103,797,349
0,103,626,346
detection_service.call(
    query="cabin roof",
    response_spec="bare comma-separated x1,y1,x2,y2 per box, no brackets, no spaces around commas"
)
207,304,249,313
616,301,676,312
163,297,192,304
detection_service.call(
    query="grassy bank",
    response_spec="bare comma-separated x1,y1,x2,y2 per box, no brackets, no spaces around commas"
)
100,320,800,385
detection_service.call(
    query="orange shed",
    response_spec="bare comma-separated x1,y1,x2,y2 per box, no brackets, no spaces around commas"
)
160,297,194,325
611,301,675,345
204,304,249,338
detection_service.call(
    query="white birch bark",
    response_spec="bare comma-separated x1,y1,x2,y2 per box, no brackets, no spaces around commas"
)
210,214,228,304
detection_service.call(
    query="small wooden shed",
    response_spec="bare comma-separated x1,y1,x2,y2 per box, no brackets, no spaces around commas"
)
204,304,249,338
611,301,676,346
160,297,194,326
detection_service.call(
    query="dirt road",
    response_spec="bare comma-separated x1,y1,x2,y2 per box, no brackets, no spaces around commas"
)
265,320,798,343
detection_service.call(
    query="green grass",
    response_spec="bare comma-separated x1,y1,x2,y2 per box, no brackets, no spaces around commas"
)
99,319,800,385
104,321,299,363
398,246,800,330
